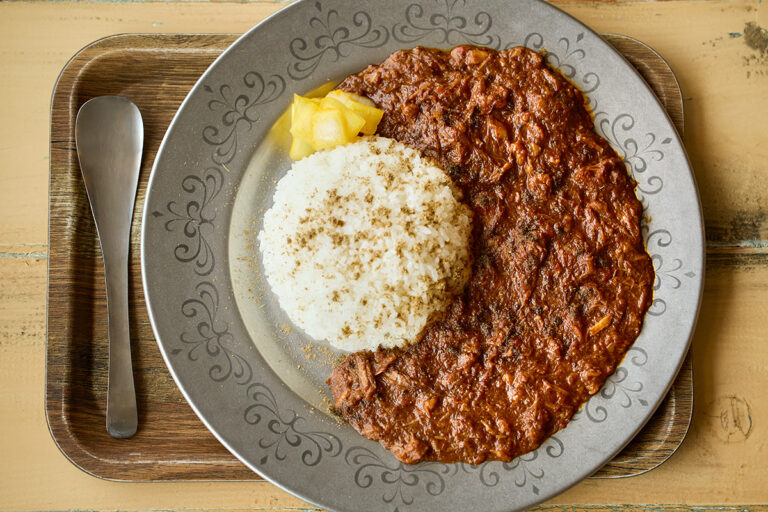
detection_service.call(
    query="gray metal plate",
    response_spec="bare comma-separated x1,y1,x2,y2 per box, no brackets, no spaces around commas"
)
141,1,704,510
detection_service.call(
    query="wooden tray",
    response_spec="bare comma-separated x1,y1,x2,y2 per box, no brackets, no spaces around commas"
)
46,33,692,481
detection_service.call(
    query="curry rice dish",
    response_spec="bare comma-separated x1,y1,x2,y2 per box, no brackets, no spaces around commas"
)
327,45,655,464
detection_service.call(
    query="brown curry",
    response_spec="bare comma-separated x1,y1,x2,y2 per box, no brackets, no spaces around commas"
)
328,45,654,464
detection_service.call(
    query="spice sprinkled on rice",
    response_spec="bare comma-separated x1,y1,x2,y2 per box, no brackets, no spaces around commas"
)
258,136,473,352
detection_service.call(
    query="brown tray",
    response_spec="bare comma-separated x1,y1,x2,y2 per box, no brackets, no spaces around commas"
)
46,33,692,481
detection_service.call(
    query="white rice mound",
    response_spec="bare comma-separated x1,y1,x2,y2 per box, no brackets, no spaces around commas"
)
258,136,473,352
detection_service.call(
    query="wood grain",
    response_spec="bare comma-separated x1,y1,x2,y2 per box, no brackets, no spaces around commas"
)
46,33,692,481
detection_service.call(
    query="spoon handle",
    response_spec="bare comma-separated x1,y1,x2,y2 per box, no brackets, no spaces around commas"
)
103,250,138,438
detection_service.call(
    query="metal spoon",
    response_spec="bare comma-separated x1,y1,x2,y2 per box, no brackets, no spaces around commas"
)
76,96,142,439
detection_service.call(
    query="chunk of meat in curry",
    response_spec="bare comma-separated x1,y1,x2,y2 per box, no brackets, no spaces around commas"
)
328,46,654,464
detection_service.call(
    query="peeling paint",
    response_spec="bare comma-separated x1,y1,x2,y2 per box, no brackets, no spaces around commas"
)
744,21,768,54
0,252,47,259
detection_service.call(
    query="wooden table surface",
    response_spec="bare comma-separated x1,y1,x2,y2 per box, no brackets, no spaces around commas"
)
1,1,766,511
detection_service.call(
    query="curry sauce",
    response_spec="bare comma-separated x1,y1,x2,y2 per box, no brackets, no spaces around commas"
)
328,46,654,464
